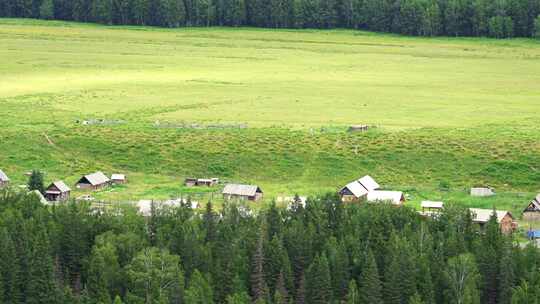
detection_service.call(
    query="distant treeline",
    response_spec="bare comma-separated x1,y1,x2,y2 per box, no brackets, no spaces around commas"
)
1,0,540,38
1,190,540,304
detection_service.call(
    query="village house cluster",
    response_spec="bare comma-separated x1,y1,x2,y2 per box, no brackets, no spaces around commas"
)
1,168,538,235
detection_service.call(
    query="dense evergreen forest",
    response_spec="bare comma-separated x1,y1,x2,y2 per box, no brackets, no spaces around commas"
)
1,0,540,38
1,190,540,304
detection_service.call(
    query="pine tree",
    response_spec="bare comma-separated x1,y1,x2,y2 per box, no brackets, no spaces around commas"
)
409,293,425,304
359,250,383,304
26,228,58,304
295,272,306,304
498,241,515,304
383,254,401,304
250,231,269,302
185,270,213,304
305,254,332,304
399,243,418,303
265,236,292,296
92,0,113,24
86,245,115,303
0,228,22,303
113,295,124,304
27,170,45,194
346,279,359,304
327,239,349,300
416,256,435,304
39,0,54,18
203,201,216,243
274,272,289,303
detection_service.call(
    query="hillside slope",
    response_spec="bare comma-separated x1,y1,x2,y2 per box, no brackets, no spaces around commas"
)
0,19,539,209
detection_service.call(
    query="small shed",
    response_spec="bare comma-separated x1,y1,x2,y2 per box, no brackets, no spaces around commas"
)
470,187,495,197
222,184,263,201
419,201,444,217
469,208,516,234
185,178,219,187
421,201,444,212
523,194,540,221
111,174,127,184
0,169,10,187
348,125,370,132
45,181,71,202
367,190,405,205
76,172,110,190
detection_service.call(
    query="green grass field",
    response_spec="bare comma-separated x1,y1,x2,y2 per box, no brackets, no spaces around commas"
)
1,18,539,216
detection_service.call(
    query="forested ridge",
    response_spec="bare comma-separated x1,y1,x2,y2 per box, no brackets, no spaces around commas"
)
1,190,540,304
1,0,540,38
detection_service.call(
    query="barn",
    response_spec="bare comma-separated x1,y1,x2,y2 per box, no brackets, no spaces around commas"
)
469,208,516,234
366,190,405,206
523,194,540,221
339,181,369,202
45,181,71,202
339,175,380,202
111,174,127,184
0,169,9,188
222,184,263,201
76,172,110,190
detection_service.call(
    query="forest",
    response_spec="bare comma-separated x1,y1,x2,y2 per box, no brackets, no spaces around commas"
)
0,190,539,304
1,0,540,38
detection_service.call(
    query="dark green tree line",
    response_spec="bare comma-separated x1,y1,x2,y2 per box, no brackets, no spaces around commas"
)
0,189,539,303
1,0,540,37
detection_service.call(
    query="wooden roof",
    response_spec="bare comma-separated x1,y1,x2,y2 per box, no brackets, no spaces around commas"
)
469,208,513,223
79,171,110,186
524,195,540,212
47,180,71,193
0,169,9,182
421,201,444,209
111,174,126,180
222,184,262,196
341,181,368,198
358,175,380,191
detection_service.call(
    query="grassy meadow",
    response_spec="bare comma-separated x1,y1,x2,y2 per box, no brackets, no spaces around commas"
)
0,18,539,217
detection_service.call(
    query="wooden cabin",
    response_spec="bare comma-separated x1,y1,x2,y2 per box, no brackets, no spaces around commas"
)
76,172,110,190
420,201,444,217
523,194,540,221
348,125,370,132
111,174,127,184
366,190,405,206
185,178,219,187
339,175,380,202
0,169,9,188
469,208,516,234
222,184,263,201
339,181,368,202
185,178,197,187
45,180,71,202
